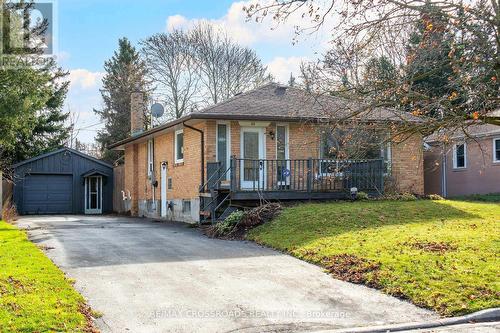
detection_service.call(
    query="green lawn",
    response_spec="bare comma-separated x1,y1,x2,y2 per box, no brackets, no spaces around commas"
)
0,221,92,332
248,198,500,316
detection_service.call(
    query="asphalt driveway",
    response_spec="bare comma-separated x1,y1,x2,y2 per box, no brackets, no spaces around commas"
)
17,215,437,333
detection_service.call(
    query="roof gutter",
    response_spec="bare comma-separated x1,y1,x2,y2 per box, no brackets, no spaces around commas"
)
107,115,193,150
182,122,205,189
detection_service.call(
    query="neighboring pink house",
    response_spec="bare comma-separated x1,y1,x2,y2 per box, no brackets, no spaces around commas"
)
424,124,500,197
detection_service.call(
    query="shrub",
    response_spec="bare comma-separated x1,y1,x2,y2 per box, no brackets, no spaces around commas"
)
426,194,445,201
399,192,418,201
356,191,370,200
212,210,244,237
239,203,282,227
2,198,18,223
383,192,418,201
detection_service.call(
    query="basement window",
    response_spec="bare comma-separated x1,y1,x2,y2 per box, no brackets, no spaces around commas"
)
175,129,184,164
182,200,191,214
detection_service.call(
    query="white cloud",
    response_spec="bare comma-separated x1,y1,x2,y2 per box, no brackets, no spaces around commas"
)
65,69,105,143
68,69,104,90
165,1,329,48
166,14,189,32
267,56,308,84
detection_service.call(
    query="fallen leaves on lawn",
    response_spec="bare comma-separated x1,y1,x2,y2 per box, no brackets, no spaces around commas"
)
78,303,100,333
408,241,457,253
321,254,381,286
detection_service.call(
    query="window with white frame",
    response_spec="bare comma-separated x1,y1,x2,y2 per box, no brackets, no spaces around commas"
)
453,143,466,169
494,138,500,163
147,139,154,177
175,129,184,163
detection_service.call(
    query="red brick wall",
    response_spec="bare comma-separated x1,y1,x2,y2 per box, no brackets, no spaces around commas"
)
391,133,424,194
124,120,425,215
124,122,206,216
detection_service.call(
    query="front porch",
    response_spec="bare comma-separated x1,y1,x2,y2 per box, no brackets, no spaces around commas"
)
200,157,385,222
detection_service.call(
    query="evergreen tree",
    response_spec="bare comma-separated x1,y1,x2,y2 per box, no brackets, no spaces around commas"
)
363,55,397,96
404,4,459,117
0,1,70,170
95,38,148,164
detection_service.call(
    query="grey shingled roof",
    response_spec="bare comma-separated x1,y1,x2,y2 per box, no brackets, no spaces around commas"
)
194,83,421,122
109,83,420,149
426,123,500,143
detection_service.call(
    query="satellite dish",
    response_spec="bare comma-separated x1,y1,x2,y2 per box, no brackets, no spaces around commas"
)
151,103,164,118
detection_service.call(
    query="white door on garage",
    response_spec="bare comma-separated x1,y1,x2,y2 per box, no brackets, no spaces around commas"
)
23,174,73,214
84,176,102,214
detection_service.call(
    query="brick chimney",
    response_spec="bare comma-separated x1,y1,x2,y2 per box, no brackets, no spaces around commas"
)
130,90,145,137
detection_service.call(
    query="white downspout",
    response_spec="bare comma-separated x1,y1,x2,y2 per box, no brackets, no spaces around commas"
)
441,144,447,198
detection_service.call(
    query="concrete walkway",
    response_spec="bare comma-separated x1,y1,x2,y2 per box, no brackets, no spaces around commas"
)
17,215,437,333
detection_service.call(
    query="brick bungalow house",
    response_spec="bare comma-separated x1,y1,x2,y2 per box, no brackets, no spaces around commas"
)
424,123,500,197
109,83,424,223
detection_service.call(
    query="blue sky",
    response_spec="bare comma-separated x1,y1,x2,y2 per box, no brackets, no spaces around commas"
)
59,0,329,142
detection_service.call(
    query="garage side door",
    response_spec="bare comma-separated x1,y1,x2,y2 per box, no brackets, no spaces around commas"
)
23,175,73,214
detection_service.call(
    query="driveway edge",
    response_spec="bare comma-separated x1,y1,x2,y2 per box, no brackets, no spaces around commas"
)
318,308,500,332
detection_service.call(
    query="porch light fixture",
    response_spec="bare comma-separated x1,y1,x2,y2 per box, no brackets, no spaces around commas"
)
267,130,275,140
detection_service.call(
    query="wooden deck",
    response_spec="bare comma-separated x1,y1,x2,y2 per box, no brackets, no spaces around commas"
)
199,158,385,222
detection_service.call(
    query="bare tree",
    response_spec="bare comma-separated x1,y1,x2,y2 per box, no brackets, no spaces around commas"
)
141,31,200,119
190,22,272,105
245,0,500,132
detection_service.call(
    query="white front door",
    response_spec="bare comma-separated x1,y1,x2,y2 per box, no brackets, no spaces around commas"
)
240,127,265,189
85,176,102,214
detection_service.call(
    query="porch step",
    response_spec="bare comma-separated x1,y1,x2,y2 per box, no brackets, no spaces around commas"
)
199,192,213,198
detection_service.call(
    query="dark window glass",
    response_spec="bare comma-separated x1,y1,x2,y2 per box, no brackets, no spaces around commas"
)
276,126,287,182
455,144,465,168
176,132,184,161
495,139,500,161
243,132,259,182
182,200,191,214
217,124,227,171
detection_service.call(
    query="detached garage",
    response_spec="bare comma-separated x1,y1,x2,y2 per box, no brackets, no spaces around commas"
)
13,148,113,215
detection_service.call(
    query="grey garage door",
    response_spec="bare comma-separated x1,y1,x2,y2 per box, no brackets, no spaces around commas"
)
23,175,73,214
